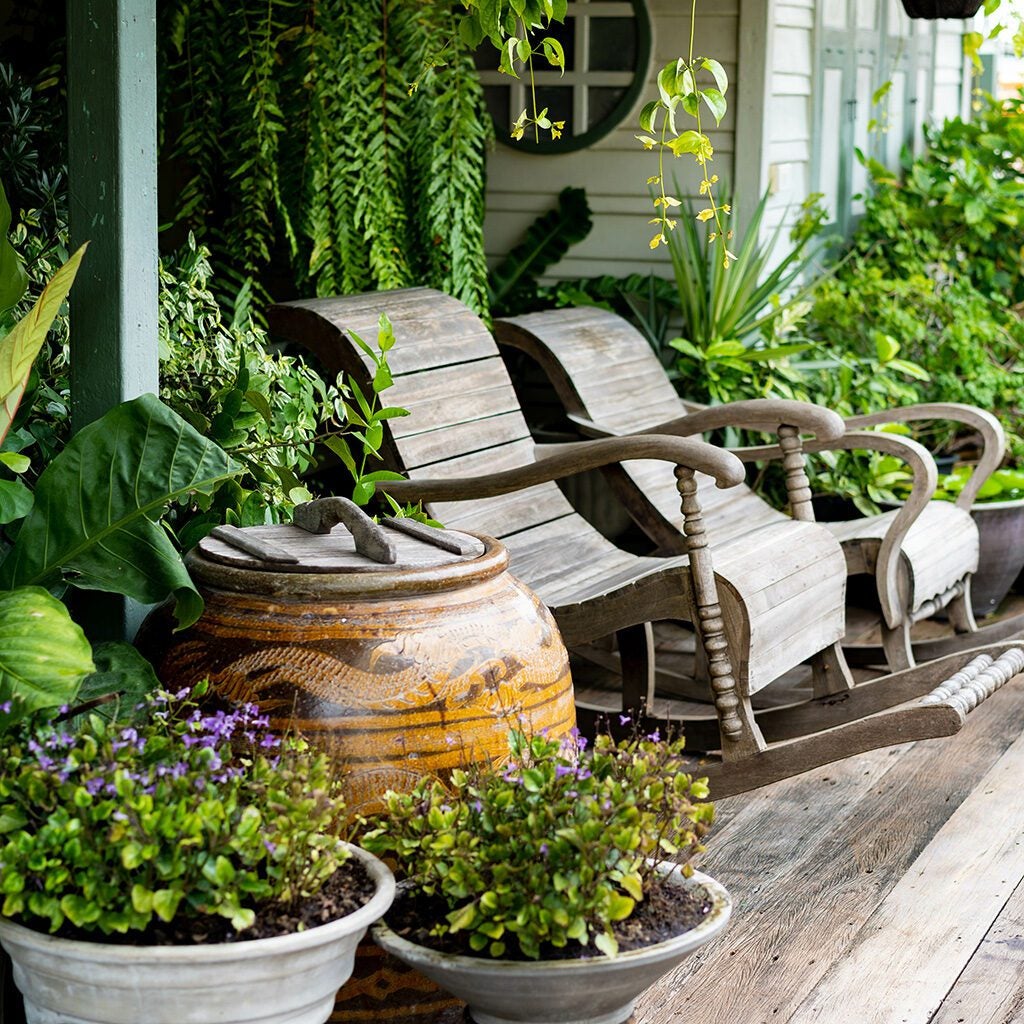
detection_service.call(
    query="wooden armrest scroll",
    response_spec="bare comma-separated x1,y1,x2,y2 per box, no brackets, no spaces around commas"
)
737,430,937,629
845,403,1006,510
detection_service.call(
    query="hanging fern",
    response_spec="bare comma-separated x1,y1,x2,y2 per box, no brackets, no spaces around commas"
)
405,3,492,314
158,0,492,315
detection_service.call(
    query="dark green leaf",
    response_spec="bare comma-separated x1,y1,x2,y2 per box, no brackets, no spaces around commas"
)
0,394,241,629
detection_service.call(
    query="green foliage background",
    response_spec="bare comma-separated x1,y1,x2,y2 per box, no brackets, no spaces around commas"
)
159,0,493,314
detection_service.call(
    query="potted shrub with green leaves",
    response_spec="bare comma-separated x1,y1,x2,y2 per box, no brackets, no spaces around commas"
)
0,684,395,1024
363,725,730,1024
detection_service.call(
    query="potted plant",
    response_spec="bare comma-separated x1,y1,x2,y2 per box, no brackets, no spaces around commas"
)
926,466,1024,616
0,683,395,1024
362,724,731,1024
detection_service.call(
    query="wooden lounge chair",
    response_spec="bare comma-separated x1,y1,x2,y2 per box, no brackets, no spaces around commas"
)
496,305,1009,672
270,288,1023,796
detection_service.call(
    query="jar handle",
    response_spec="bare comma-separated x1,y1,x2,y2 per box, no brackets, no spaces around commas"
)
293,498,398,564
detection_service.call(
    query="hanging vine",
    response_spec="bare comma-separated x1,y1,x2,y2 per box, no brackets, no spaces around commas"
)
158,0,491,314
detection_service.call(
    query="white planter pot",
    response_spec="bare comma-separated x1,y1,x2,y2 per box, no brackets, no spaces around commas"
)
0,845,395,1024
372,866,730,1024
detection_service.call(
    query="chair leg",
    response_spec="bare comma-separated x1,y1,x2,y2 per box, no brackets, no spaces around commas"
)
810,641,855,697
947,579,978,634
881,619,914,672
617,623,655,714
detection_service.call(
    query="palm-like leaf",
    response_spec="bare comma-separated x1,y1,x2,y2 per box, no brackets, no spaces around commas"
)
0,394,241,629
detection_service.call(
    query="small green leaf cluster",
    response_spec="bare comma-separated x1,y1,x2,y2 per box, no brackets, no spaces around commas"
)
637,38,730,255
456,0,568,144
0,685,349,937
362,726,712,960
322,312,410,510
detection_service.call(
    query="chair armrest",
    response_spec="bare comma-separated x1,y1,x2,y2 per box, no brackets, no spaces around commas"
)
376,434,746,504
735,430,937,629
570,401,844,443
845,403,1006,510
637,399,846,443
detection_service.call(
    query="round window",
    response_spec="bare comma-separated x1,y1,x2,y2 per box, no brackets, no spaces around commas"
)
475,0,652,154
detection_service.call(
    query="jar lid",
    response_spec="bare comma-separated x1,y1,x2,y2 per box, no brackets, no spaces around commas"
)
196,497,486,575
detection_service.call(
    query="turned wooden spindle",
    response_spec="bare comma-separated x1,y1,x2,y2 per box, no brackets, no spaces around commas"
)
778,424,814,522
676,465,746,746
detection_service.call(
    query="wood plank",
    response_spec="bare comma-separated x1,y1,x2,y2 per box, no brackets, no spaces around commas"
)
930,878,1024,1024
787,720,1024,1024
633,685,1024,1024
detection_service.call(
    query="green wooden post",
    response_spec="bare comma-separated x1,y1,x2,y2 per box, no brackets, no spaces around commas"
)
67,0,159,429
67,0,160,639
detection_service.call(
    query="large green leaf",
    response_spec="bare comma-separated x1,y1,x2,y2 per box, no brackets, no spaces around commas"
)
0,244,87,446
0,181,28,315
0,587,95,727
71,642,161,726
0,394,241,629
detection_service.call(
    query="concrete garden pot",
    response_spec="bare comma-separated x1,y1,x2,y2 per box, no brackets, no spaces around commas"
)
969,497,1024,617
371,866,731,1024
0,845,395,1024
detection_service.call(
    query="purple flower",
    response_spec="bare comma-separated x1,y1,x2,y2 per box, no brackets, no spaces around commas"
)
618,714,631,725
84,777,105,796
263,839,277,855
555,764,573,778
0,701,12,715
576,768,592,781
471,800,483,813
646,730,661,743
539,843,549,857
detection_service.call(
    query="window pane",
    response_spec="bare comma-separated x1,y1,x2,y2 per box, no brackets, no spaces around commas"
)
589,17,636,71
534,85,574,134
587,86,628,128
484,86,511,134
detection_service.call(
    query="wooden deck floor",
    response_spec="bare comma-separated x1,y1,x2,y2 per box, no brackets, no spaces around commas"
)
635,666,1024,1024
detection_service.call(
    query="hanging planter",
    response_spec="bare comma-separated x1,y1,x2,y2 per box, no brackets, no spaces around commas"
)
900,0,984,17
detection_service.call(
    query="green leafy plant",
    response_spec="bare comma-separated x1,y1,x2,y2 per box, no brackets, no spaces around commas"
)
666,192,829,407
451,0,568,143
636,1,730,254
0,684,351,936
362,724,712,960
160,1,492,314
900,464,1024,506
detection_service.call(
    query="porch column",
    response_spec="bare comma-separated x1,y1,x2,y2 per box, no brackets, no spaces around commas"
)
67,0,159,431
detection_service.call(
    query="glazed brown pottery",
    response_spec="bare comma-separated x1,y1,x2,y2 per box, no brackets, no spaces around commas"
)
146,514,576,814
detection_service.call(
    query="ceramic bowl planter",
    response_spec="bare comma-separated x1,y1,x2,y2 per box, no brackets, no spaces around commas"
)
0,845,395,1024
969,497,1024,616
900,0,984,16
372,867,731,1024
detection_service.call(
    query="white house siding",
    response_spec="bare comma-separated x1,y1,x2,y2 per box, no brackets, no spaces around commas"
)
483,0,740,281
763,0,815,236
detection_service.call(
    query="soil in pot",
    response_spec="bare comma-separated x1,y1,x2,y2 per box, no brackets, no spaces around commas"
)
384,880,713,960
36,857,376,947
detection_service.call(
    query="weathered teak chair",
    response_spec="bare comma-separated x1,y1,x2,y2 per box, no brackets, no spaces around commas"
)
270,288,1023,797
496,305,1008,671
